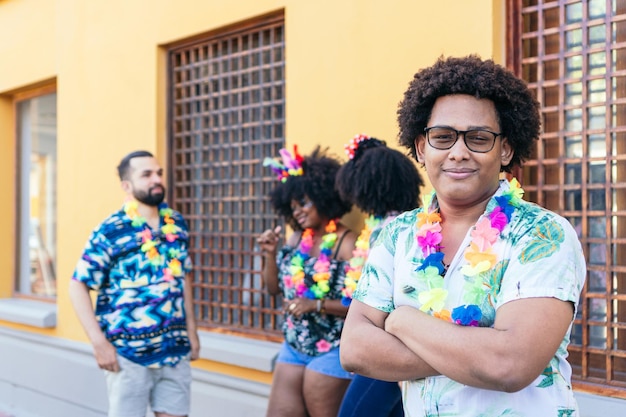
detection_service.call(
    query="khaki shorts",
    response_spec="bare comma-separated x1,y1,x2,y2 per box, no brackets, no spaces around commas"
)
104,355,191,417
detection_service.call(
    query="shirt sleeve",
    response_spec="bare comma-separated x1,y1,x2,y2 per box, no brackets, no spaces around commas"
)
353,219,400,313
495,209,586,315
71,228,112,291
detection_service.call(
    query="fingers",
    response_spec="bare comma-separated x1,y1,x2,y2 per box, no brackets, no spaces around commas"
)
257,227,281,246
284,298,314,317
99,358,120,372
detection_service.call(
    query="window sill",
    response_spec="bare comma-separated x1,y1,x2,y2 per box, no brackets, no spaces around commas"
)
198,331,280,372
0,298,56,327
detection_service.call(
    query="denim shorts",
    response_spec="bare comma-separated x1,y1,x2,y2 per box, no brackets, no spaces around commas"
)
276,342,353,380
104,355,191,417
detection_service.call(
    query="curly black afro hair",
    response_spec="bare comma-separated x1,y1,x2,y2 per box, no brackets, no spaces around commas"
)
269,146,352,230
397,55,540,172
336,138,424,217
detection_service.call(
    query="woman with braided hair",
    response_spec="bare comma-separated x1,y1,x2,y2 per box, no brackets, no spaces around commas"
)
257,146,357,417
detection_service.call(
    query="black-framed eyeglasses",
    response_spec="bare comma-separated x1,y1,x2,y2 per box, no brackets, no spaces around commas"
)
424,126,502,153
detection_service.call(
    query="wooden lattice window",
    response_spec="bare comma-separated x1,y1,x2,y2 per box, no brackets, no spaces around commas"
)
167,12,285,339
509,0,626,397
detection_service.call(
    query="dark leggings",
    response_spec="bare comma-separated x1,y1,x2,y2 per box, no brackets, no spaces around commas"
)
338,374,404,417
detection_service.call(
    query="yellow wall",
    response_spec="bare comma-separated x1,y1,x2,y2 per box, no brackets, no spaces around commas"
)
0,0,505,379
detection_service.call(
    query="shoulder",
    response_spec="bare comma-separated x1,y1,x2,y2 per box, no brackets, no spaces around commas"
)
373,208,420,253
166,207,188,224
92,209,129,238
384,208,420,235
512,200,579,239
286,229,301,247
335,225,357,261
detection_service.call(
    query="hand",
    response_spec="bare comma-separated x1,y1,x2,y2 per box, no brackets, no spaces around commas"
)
93,338,120,372
189,331,200,361
385,305,414,335
284,297,316,317
257,226,282,256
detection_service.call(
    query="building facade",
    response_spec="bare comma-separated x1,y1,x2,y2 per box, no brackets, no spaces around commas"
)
0,0,625,415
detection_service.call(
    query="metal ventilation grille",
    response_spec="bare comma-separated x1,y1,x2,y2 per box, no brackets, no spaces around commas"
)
168,14,285,339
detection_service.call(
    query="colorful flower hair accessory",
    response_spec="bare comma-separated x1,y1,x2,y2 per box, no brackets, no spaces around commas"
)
263,145,304,182
344,134,371,160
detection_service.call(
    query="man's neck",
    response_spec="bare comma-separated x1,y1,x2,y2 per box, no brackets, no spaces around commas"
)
135,201,161,229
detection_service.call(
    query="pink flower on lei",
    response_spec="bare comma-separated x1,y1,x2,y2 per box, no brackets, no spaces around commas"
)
471,218,499,251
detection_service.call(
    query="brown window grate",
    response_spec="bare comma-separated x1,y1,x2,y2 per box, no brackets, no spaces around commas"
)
167,13,285,340
510,0,626,397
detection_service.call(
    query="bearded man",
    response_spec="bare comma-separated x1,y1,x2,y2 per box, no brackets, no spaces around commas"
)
70,150,199,417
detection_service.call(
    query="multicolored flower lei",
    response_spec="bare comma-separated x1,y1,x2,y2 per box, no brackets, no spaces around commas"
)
341,215,382,306
124,200,183,281
415,178,524,326
284,220,338,299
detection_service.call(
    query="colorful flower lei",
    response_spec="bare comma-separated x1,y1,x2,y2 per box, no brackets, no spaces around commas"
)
344,134,370,160
341,215,382,306
415,178,524,326
263,145,304,182
124,200,183,281
284,220,338,299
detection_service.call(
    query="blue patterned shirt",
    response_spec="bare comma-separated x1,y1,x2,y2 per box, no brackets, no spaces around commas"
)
72,203,193,367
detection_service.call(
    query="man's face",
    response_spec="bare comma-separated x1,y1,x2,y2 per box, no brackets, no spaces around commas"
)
125,156,165,206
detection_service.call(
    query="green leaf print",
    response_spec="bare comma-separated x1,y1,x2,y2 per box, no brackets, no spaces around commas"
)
557,409,576,417
462,260,508,306
537,365,555,388
518,220,564,264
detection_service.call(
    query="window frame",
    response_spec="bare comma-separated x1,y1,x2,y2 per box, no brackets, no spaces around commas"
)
166,12,286,340
0,82,57,327
507,0,626,398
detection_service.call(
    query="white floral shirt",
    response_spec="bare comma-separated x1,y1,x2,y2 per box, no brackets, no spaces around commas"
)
354,180,586,417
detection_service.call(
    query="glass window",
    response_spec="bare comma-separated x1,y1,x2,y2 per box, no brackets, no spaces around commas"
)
17,92,57,297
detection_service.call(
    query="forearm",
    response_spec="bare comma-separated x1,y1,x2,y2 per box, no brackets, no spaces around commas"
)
183,275,198,333
261,253,280,295
321,298,348,317
343,324,437,381
385,300,573,392
340,301,438,381
68,280,107,345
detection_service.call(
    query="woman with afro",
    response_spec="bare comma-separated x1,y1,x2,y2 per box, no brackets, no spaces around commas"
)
258,146,357,417
336,134,424,417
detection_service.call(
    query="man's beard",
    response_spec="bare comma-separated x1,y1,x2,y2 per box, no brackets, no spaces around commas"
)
133,185,165,206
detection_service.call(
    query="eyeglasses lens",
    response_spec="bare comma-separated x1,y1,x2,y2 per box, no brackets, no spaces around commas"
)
426,127,497,153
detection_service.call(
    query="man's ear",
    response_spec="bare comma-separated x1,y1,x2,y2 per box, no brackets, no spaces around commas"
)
121,180,132,194
500,137,514,166
415,135,426,164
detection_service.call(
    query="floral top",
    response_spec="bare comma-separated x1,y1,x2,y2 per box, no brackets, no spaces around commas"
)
72,204,193,368
354,180,586,417
277,241,349,356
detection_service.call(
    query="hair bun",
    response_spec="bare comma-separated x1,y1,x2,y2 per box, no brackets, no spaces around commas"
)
345,134,386,160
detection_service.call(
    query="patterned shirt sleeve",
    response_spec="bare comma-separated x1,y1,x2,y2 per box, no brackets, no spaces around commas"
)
72,225,112,291
354,212,414,313
495,204,586,314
